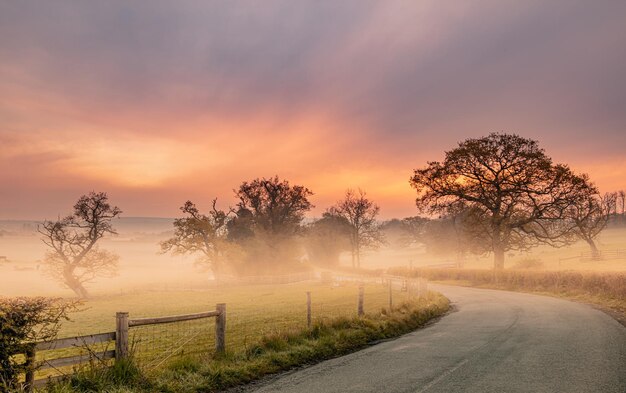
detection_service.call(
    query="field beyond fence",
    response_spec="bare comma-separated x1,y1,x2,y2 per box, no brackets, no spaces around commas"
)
390,267,626,322
18,276,429,391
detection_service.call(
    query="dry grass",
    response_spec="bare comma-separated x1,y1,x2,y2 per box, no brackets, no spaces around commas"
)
390,267,626,322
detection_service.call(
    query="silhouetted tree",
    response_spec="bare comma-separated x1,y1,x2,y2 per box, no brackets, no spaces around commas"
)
329,189,384,268
410,133,594,269
228,176,314,273
380,216,430,248
568,191,617,259
305,213,351,267
160,200,237,279
38,192,121,298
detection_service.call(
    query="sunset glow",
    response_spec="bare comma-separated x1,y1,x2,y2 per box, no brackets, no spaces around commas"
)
1,1,625,220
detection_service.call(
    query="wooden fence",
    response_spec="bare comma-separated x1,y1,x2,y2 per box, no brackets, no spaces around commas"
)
18,275,429,391
19,304,226,392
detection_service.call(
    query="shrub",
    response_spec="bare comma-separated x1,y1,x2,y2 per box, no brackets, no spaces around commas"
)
0,297,78,392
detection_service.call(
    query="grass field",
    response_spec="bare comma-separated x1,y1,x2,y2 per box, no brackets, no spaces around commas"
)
30,280,431,385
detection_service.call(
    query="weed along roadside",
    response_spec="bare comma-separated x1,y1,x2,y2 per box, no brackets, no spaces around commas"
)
20,279,449,393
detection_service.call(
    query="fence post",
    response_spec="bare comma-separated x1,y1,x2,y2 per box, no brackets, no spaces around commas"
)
24,343,35,393
358,285,364,316
306,292,312,329
115,312,129,361
216,303,226,354
388,279,393,311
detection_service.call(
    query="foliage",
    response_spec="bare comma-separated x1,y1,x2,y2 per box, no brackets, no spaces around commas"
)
410,133,595,269
304,213,352,266
38,192,122,298
160,200,239,278
0,297,79,391
227,176,314,273
328,189,384,268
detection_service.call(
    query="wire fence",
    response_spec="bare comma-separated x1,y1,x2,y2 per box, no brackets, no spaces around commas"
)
21,275,429,384
126,277,427,369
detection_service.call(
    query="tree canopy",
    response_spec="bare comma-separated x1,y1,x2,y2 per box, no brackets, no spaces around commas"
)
160,199,236,278
410,133,594,269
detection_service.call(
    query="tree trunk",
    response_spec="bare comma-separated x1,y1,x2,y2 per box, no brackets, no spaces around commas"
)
355,243,361,268
586,238,601,260
64,270,89,298
494,247,505,270
492,228,505,270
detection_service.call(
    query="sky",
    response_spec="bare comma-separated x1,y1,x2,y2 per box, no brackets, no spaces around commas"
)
1,0,625,220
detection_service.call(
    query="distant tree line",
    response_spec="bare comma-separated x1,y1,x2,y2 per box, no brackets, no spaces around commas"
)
37,133,622,297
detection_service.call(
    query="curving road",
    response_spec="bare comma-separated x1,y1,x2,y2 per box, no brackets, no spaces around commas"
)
248,285,626,393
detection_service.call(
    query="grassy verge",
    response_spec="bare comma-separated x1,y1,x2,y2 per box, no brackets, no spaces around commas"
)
390,267,626,325
41,292,449,393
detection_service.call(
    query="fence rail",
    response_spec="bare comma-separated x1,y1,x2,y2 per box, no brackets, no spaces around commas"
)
22,331,116,391
17,275,429,391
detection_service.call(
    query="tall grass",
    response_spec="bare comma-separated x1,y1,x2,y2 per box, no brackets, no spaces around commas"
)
390,268,625,300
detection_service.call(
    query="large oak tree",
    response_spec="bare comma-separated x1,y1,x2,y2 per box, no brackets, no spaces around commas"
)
410,133,594,269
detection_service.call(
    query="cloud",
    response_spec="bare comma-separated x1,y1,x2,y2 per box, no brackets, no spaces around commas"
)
1,0,625,219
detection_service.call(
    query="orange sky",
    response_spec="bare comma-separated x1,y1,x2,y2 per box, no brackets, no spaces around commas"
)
1,1,625,220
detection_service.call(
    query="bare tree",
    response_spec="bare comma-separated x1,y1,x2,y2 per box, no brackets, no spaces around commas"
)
329,189,384,268
38,192,121,298
160,200,236,279
568,192,617,259
410,133,594,269
618,190,626,217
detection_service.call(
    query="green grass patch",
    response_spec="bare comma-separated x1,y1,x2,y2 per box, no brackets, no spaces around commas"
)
40,292,449,392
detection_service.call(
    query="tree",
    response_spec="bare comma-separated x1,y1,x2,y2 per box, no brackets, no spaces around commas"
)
160,200,237,279
329,189,384,268
380,216,429,248
410,133,594,269
231,176,313,236
568,191,617,259
227,176,314,273
0,297,78,391
304,212,352,267
38,192,121,298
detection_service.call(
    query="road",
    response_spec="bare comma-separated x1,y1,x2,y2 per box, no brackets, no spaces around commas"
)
249,285,626,393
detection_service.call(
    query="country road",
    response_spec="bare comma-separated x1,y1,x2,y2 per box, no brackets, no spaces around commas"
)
248,285,626,393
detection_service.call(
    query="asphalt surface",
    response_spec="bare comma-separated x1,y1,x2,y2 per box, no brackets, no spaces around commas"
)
249,285,626,393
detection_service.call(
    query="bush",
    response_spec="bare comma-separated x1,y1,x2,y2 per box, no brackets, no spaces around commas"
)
0,297,78,392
